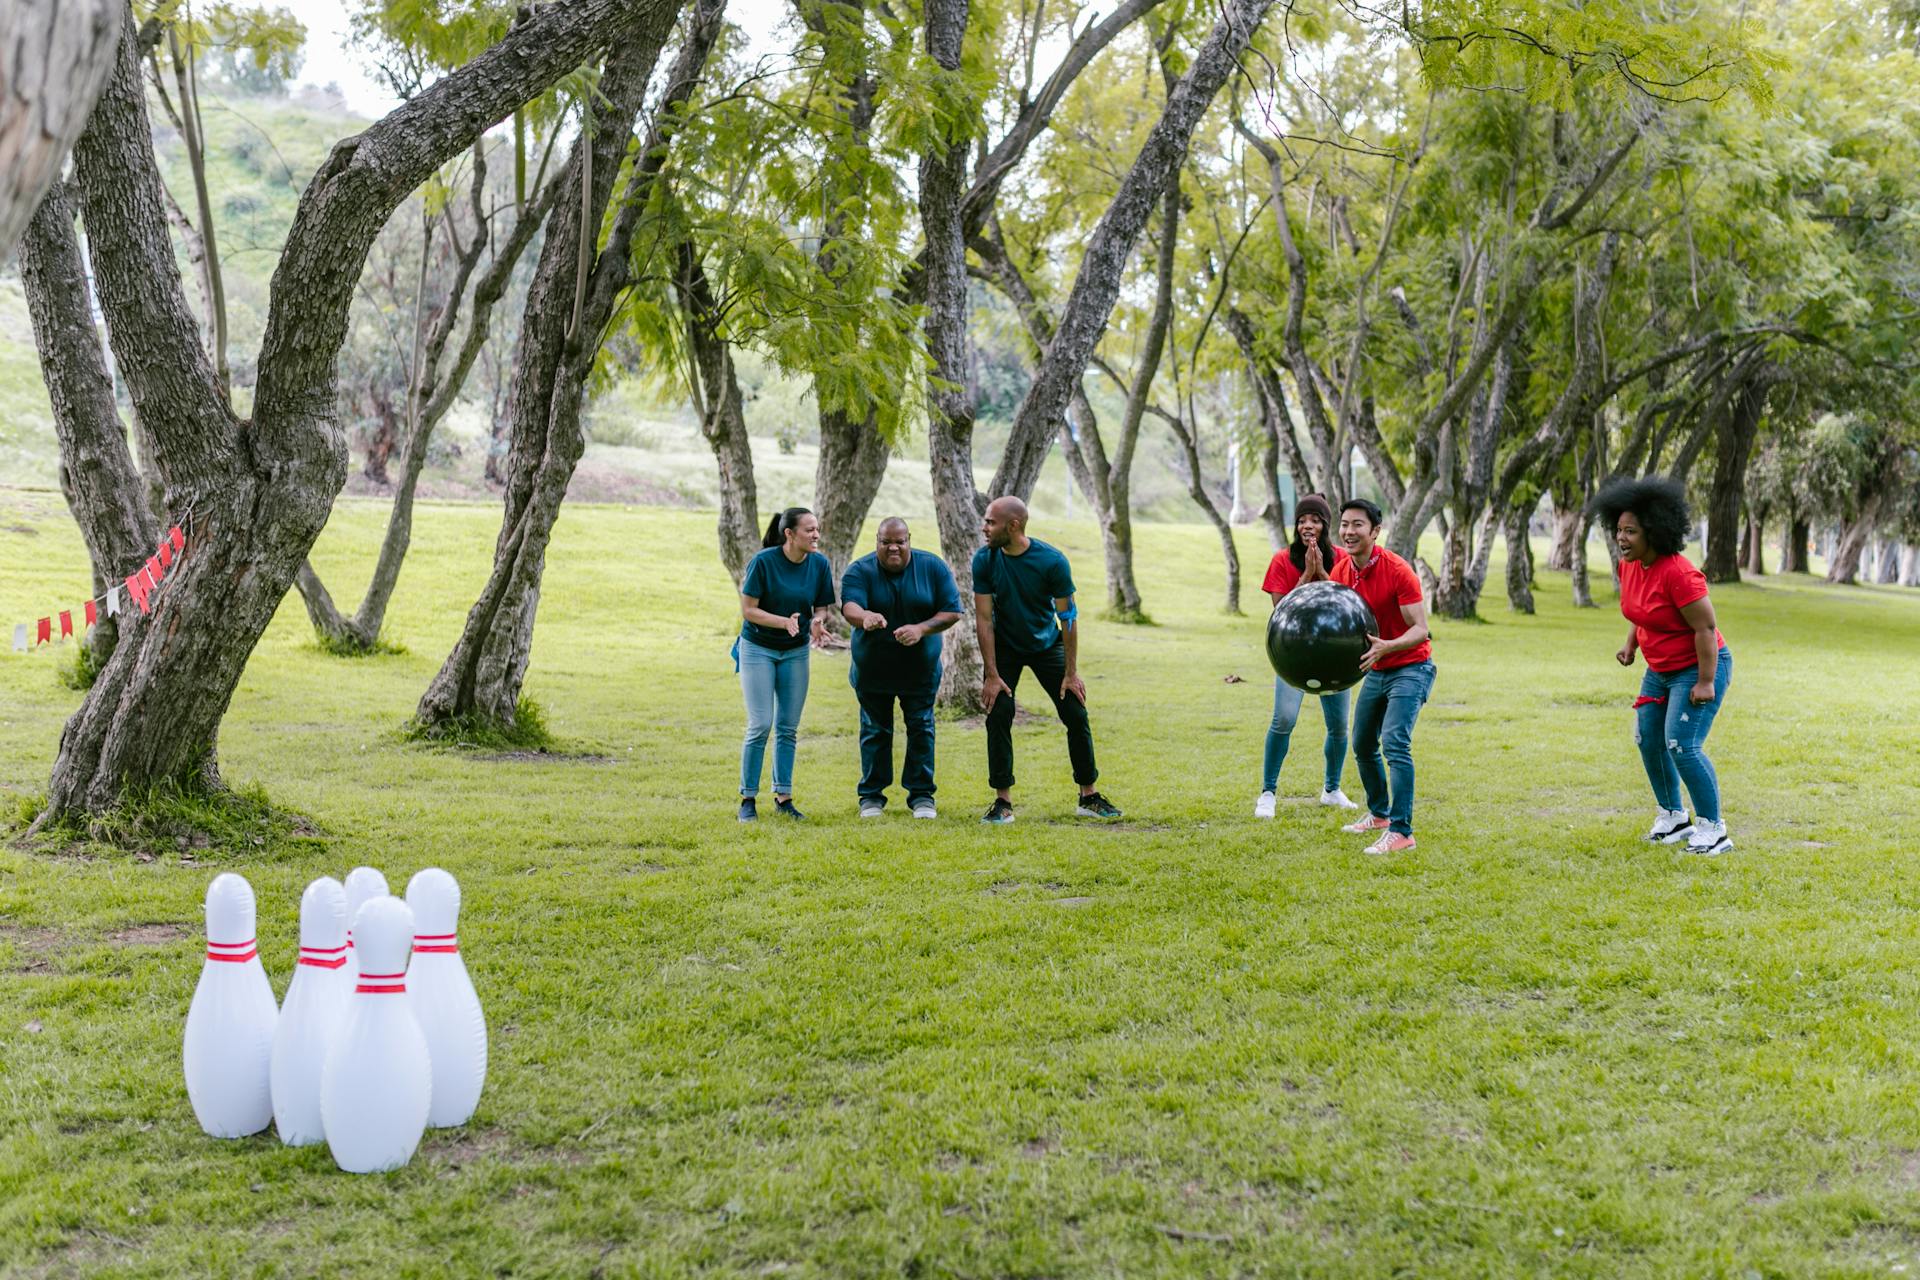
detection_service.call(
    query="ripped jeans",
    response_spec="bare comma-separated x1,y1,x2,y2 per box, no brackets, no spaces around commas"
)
1634,647,1731,822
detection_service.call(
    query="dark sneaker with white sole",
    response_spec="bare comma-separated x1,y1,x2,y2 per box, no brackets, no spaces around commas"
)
737,797,757,823
1075,792,1122,819
774,798,806,820
982,798,1015,824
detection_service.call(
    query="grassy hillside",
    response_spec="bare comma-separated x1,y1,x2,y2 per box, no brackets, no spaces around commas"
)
4,492,1919,1276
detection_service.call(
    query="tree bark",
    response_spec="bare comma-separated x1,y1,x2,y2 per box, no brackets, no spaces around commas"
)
1506,500,1536,614
35,0,658,823
1701,376,1769,583
1827,498,1881,585
675,238,761,585
1167,406,1241,613
990,0,1279,502
1780,516,1809,573
1900,544,1919,588
416,0,710,733
18,181,159,670
0,0,122,262
919,0,986,711
1742,512,1767,576
1876,539,1902,585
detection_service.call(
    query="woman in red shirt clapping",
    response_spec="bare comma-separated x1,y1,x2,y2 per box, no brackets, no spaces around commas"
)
1595,478,1733,856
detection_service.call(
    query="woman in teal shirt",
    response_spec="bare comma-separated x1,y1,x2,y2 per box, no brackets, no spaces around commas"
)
736,507,835,821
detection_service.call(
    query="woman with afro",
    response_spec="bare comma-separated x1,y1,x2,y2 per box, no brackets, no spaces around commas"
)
1593,477,1733,855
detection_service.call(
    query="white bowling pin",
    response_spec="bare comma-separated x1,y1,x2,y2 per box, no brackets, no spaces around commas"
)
270,877,352,1146
182,873,278,1138
406,868,487,1128
320,895,431,1173
342,866,388,981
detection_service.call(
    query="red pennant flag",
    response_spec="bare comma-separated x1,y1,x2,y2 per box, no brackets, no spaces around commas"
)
126,572,151,615
145,554,165,585
58,610,73,638
36,617,51,645
84,599,97,627
158,539,174,569
169,525,185,555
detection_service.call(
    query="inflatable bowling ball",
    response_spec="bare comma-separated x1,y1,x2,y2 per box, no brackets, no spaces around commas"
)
1266,580,1372,694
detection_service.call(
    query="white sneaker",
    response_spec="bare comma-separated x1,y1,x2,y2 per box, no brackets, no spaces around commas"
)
1254,791,1277,819
858,799,886,818
1646,808,1693,844
1686,819,1732,857
910,798,937,819
1319,789,1360,810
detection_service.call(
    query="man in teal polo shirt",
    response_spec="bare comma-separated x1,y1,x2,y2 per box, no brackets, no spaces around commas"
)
972,496,1121,824
841,517,962,818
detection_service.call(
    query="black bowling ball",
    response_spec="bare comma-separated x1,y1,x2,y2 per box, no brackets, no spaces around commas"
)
1266,580,1372,694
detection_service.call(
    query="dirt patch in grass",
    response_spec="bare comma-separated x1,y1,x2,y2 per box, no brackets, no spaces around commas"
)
1,923,67,972
104,923,191,946
472,751,618,765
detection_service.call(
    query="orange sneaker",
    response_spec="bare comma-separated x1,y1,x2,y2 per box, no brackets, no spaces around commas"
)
1363,832,1416,855
1342,814,1391,834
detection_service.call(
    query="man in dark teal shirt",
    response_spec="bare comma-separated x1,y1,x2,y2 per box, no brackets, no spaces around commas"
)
971,496,1121,823
841,518,962,818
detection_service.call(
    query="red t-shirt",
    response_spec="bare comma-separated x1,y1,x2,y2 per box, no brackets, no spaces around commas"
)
1619,553,1724,672
1262,545,1351,598
1330,546,1431,669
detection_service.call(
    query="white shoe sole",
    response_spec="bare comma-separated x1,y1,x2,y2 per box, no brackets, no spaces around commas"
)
1687,837,1733,857
1649,826,1694,844
858,809,885,819
911,809,936,819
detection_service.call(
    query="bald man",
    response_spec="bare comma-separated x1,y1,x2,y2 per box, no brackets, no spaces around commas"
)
841,517,962,818
972,497,1122,823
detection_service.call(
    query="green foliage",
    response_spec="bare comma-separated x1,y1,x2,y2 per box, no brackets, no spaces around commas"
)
305,630,408,658
14,781,326,861
53,642,105,692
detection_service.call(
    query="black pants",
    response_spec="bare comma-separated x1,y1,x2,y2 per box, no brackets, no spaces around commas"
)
985,641,1098,790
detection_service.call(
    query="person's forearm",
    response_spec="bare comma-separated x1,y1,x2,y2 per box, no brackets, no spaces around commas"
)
1063,620,1078,677
977,619,999,680
1693,626,1717,679
743,607,790,628
924,611,961,634
842,603,868,627
1384,624,1429,654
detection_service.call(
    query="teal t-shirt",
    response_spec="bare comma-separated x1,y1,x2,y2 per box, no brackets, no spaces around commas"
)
971,538,1075,654
739,547,836,650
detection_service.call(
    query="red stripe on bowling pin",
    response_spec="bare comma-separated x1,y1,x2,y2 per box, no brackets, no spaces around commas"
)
413,932,458,954
298,944,349,969
355,971,406,994
206,938,258,963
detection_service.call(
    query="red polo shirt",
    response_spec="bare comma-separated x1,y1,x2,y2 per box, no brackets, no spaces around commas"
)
1619,553,1724,672
1330,545,1431,669
1262,545,1351,598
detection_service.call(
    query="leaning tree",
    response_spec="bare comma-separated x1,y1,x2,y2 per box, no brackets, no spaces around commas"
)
29,0,676,825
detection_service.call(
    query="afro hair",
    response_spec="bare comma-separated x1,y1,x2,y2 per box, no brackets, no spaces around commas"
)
1592,476,1692,558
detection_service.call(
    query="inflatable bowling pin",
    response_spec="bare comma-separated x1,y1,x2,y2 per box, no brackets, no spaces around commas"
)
320,895,431,1173
270,877,352,1146
342,866,388,980
182,873,278,1137
406,868,487,1127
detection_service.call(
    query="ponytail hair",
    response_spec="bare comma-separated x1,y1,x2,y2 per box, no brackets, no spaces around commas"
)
762,506,813,548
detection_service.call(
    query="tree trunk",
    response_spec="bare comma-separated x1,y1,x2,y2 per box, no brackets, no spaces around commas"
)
1781,517,1809,573
676,238,760,585
1742,512,1766,576
1900,544,1919,588
1875,540,1900,584
1546,499,1582,571
989,0,1280,502
35,0,660,823
298,156,559,652
18,181,159,672
415,0,709,734
1826,501,1880,585
360,386,399,486
1168,409,1240,613
0,0,121,262
919,0,985,712
1702,377,1768,583
812,407,890,585
1507,501,1537,614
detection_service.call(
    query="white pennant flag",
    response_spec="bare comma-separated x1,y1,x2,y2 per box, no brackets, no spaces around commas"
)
104,586,120,617
10,623,25,652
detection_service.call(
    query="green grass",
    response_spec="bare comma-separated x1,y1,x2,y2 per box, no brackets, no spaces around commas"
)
3,486,1920,1277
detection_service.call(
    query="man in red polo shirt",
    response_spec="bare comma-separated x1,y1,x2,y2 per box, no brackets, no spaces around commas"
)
1324,499,1435,854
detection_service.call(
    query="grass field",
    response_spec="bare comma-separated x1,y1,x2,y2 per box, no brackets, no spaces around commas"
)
3,487,1919,1278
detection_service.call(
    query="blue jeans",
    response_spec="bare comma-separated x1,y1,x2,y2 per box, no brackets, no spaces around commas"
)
1635,647,1732,822
738,637,810,797
1263,681,1349,793
1351,660,1436,836
857,687,937,803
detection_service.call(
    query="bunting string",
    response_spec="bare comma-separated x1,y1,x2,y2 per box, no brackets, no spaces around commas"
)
9,515,192,654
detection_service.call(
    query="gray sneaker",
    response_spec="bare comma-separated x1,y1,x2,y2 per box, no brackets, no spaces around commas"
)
909,797,937,819
858,798,886,818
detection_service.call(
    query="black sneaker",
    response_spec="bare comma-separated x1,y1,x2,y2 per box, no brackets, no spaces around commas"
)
981,798,1015,825
774,798,805,820
737,797,757,823
1075,792,1122,819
